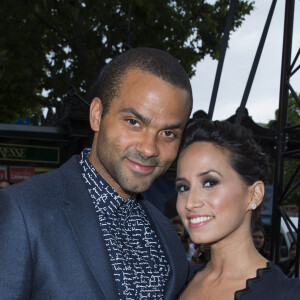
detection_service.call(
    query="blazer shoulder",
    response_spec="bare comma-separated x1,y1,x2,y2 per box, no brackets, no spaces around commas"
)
0,155,80,207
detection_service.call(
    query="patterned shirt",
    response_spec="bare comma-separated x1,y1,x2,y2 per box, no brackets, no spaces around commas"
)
78,149,170,300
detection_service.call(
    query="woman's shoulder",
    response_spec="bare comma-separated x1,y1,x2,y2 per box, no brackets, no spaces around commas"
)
235,261,300,299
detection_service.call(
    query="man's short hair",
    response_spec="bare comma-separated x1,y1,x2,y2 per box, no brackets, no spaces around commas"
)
91,47,193,115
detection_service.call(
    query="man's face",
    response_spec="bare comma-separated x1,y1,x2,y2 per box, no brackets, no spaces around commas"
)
0,181,10,189
89,68,191,199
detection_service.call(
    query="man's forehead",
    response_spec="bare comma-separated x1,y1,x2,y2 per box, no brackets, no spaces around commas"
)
122,68,190,96
109,68,191,124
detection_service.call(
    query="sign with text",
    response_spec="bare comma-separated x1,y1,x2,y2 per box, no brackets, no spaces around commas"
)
9,167,35,182
0,144,59,164
0,166,7,180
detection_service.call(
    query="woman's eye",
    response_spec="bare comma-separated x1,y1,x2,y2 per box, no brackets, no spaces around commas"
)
175,184,189,193
203,178,219,188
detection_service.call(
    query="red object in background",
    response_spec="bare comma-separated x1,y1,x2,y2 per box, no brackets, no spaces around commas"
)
9,167,35,183
0,169,6,181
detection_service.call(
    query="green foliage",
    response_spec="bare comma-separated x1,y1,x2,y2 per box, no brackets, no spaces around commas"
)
284,96,300,205
283,160,300,206
0,0,254,123
287,96,300,125
268,94,300,205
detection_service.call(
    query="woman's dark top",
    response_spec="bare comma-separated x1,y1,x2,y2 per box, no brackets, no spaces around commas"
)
179,262,300,299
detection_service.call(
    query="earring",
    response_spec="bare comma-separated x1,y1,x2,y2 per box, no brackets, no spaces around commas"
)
251,203,257,210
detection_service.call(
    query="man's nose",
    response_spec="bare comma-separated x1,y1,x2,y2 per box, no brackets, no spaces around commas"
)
136,132,159,158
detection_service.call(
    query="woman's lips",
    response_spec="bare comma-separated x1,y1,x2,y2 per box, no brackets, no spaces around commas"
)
188,215,214,228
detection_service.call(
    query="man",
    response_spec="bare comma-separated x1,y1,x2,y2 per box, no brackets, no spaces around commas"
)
0,48,193,299
0,180,10,189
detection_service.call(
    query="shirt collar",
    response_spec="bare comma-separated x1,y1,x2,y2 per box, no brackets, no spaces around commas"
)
78,148,136,214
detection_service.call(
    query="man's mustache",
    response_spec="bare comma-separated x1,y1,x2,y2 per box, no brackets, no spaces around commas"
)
126,150,163,167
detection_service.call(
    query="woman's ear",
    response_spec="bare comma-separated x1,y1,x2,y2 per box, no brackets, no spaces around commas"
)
248,181,265,211
90,97,103,132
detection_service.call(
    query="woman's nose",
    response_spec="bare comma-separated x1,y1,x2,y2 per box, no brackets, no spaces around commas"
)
185,188,204,211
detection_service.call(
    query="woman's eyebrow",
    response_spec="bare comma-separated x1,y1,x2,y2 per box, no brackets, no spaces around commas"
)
176,169,223,184
196,169,223,177
175,177,185,182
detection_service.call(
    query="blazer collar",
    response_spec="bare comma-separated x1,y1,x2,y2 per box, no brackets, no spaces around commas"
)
141,199,189,300
60,156,119,300
59,157,188,300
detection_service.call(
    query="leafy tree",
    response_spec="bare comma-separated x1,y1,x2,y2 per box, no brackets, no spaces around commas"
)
0,0,254,123
284,95,300,205
287,95,300,124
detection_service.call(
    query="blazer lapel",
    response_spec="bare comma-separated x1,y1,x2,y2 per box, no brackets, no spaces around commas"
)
60,157,119,300
141,199,189,300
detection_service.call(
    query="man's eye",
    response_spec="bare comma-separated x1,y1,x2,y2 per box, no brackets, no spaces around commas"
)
175,184,189,193
162,130,175,138
203,178,219,188
127,119,140,127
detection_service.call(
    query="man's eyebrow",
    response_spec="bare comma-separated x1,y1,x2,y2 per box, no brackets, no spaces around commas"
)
121,107,184,129
121,108,151,125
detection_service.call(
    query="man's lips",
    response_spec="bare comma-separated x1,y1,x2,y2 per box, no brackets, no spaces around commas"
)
126,158,156,173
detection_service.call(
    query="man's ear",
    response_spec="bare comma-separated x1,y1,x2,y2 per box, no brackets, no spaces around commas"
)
90,97,103,132
248,181,265,211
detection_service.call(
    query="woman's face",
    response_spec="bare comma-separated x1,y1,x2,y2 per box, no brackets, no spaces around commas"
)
252,230,265,250
176,142,253,245
290,244,297,260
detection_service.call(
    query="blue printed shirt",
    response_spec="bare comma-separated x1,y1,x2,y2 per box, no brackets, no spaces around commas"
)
78,149,170,300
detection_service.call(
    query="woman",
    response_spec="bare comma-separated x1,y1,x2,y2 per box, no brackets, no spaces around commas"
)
176,118,300,299
252,225,270,259
279,242,297,277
